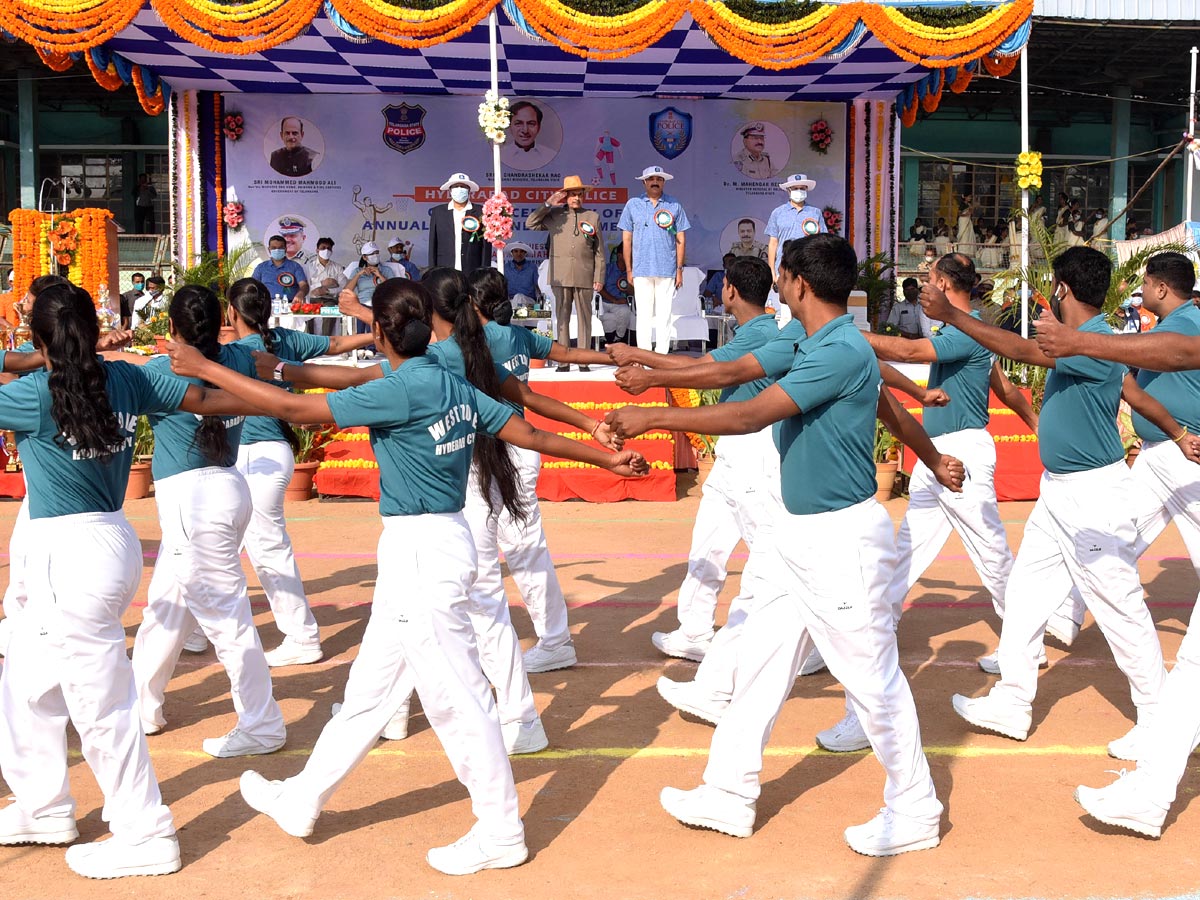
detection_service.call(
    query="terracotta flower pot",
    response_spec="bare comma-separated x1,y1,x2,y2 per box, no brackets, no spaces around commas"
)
126,461,153,500
154,335,169,354
874,460,899,502
529,357,546,369
286,460,320,501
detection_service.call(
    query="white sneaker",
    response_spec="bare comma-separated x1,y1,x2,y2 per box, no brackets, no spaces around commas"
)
503,718,548,755
815,711,870,752
64,835,181,879
950,693,1031,741
977,646,1047,675
1108,722,1151,762
798,645,827,677
239,771,317,838
330,698,411,741
425,826,528,876
264,638,323,668
844,807,940,857
522,641,576,674
656,676,728,725
1046,612,1081,647
651,629,712,662
182,628,208,654
0,801,78,845
141,720,163,737
1075,769,1166,838
660,785,755,838
202,728,286,759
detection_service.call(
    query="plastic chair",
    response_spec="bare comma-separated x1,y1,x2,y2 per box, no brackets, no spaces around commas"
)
654,265,708,350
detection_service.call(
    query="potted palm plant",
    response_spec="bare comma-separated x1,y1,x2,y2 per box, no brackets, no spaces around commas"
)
286,424,331,501
874,419,900,501
126,416,154,500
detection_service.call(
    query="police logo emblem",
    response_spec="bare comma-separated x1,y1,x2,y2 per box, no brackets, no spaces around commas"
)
649,107,693,161
382,103,427,155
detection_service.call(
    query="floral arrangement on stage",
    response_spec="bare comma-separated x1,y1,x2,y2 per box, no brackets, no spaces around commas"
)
222,111,244,141
1016,151,1042,191
809,118,833,154
133,307,171,347
478,89,511,144
223,201,245,229
8,207,113,301
48,218,79,267
668,387,720,457
822,205,843,235
482,192,514,249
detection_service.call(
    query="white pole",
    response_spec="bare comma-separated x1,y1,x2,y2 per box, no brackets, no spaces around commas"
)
1187,46,1197,223
1019,47,1030,339
489,10,504,274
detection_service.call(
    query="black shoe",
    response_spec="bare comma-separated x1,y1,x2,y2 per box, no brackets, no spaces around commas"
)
556,364,571,373
579,365,591,373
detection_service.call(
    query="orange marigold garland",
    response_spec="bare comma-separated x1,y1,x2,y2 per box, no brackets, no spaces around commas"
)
7,208,113,301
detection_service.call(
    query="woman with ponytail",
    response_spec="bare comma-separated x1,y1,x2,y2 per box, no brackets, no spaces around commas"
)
128,285,285,760
0,283,255,880
223,277,375,667
166,278,646,876
469,266,611,676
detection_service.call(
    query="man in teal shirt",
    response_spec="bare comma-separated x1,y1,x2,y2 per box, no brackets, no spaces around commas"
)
923,246,1176,756
607,234,960,857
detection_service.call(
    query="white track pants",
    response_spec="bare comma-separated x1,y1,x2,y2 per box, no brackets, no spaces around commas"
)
675,429,777,640
0,511,175,841
703,499,942,827
885,429,1013,624
991,462,1165,716
236,441,319,647
633,275,676,355
462,459,539,727
472,444,570,651
283,513,523,844
132,467,284,741
1100,440,1200,808
2,495,30,624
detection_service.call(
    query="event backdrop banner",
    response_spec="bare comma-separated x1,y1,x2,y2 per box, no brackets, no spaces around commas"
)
224,95,847,272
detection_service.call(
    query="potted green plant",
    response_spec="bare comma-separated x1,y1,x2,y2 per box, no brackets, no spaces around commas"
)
170,243,261,342
126,415,154,500
874,419,900,502
286,424,332,501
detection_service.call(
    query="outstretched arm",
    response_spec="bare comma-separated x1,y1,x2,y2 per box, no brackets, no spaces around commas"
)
606,382,797,439
990,360,1038,433
504,378,619,449
327,331,378,354
497,416,646,477
865,331,938,365
1035,308,1200,371
1121,374,1200,462
921,283,1055,369
877,390,964,493
250,350,382,390
881,363,948,407
608,343,710,370
546,342,612,366
616,353,767,396
170,361,334,424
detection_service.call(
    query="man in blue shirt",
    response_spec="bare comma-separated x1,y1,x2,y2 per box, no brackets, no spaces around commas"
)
765,173,826,325
504,242,542,309
607,234,960,857
618,165,690,354
923,246,1171,755
252,235,309,303
703,254,736,312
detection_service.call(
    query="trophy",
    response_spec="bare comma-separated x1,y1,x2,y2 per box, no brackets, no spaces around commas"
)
1,431,21,473
96,283,118,334
11,307,31,350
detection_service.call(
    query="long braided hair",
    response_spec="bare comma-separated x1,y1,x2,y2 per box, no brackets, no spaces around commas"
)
227,277,300,455
170,285,232,465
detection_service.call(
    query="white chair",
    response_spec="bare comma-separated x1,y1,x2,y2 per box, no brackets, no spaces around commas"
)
652,265,708,351
539,260,604,350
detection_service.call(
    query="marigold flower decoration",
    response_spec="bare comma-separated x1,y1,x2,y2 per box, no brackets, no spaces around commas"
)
822,206,843,235
1016,151,1043,191
809,119,834,155
223,201,245,229
48,218,79,267
222,112,244,142
482,192,514,250
477,90,510,145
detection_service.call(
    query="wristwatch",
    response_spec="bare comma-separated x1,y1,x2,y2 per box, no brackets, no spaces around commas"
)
273,361,287,382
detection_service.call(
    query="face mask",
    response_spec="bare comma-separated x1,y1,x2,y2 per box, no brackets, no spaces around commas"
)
269,248,286,261
390,253,403,262
365,254,380,265
789,189,807,203
317,248,331,261
450,186,470,204
132,282,144,292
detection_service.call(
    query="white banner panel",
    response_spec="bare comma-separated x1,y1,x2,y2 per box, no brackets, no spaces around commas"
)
224,95,847,272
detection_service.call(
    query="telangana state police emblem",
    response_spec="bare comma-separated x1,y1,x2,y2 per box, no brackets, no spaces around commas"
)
649,107,692,161
381,103,426,155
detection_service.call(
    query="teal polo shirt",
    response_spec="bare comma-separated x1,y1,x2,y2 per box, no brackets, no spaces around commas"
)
484,321,553,417
325,356,514,517
775,315,880,515
0,361,186,519
426,334,513,390
709,313,779,403
1039,314,1125,474
750,319,808,380
924,312,994,438
145,345,255,480
236,327,331,445
1133,302,1200,443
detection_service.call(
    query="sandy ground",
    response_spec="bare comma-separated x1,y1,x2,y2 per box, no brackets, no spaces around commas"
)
1,474,1198,900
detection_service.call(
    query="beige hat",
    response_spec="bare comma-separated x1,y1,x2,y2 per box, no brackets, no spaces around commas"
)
558,175,590,193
